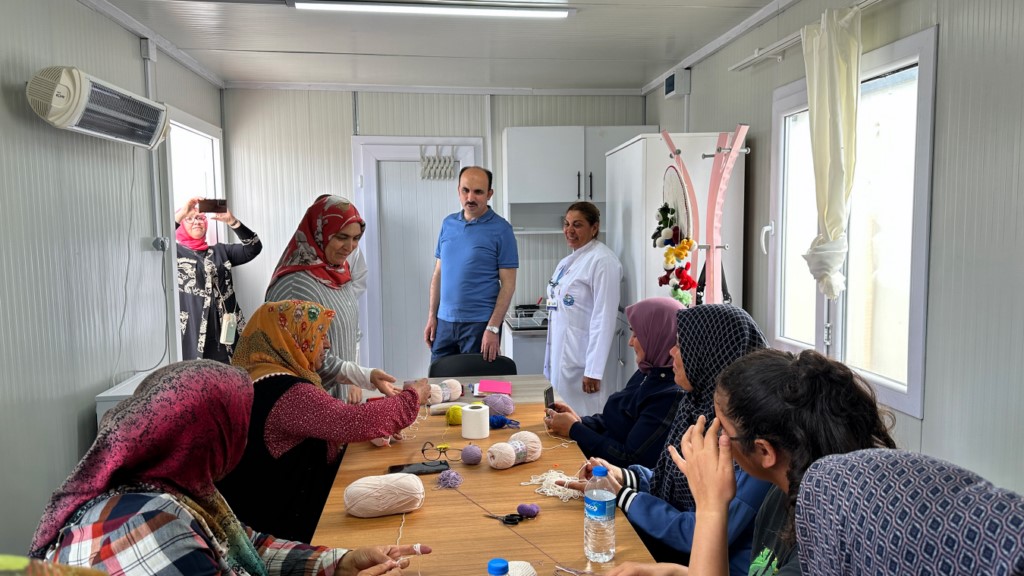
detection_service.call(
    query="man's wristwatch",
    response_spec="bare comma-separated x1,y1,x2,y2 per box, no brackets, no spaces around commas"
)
485,325,500,335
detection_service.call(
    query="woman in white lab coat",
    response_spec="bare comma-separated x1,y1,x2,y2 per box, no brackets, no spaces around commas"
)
544,201,623,417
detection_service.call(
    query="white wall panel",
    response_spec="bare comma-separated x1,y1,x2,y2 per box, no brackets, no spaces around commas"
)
650,0,1024,490
0,0,170,553
224,89,355,319
358,92,488,138
156,50,222,128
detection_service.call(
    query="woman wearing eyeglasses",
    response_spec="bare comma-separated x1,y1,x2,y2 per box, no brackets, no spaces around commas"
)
216,300,431,544
175,196,262,363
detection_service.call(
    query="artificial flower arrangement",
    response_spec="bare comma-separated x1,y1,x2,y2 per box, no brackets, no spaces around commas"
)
651,202,697,306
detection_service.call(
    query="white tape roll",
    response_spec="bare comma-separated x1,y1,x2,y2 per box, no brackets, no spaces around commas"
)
461,403,490,439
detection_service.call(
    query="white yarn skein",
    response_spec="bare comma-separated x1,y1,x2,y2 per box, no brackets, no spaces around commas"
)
508,561,538,576
344,473,425,518
427,379,464,405
487,431,542,470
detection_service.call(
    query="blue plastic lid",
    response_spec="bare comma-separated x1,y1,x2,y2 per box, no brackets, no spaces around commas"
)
593,465,608,477
487,558,509,575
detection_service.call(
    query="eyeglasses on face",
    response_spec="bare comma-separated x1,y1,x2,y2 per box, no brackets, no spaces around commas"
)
421,441,462,462
183,215,207,224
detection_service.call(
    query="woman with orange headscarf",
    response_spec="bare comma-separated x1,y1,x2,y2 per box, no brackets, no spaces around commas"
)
267,195,393,404
218,300,430,543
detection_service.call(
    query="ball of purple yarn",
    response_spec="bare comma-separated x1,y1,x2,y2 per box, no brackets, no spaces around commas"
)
461,443,483,465
483,393,515,416
437,469,463,488
517,503,541,518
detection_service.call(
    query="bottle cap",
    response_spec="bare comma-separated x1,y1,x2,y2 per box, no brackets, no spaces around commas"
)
593,465,608,477
487,558,509,575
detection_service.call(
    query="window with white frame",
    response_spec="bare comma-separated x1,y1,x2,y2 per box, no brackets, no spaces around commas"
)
767,27,936,418
168,112,225,244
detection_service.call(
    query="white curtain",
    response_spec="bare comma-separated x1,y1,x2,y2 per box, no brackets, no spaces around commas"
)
800,8,862,300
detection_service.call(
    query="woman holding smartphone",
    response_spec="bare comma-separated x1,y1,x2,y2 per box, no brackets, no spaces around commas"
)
175,196,262,363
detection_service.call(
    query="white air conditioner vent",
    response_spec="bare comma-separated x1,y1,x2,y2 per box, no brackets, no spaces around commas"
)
26,66,169,149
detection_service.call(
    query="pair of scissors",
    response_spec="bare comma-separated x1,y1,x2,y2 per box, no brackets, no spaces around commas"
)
483,513,525,525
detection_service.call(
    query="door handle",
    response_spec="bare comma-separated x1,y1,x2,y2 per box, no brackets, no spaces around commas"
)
588,172,593,199
576,171,581,199
760,220,775,255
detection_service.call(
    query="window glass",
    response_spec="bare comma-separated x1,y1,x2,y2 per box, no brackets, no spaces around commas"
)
780,110,816,347
843,66,919,384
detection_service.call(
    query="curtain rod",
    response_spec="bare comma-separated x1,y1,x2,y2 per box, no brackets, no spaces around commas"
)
728,0,889,72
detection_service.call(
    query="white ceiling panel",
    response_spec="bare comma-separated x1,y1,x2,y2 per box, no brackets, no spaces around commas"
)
102,0,775,90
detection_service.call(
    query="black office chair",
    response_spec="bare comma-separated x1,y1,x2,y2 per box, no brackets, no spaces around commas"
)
427,353,518,378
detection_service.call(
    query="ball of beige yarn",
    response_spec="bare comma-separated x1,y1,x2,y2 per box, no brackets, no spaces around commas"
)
487,430,542,470
427,379,464,405
344,473,425,518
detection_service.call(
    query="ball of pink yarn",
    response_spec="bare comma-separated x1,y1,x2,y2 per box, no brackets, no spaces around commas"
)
461,443,483,465
483,393,515,416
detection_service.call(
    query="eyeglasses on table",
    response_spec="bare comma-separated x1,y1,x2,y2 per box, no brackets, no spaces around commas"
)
421,441,462,462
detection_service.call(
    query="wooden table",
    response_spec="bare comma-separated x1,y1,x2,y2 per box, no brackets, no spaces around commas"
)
313,379,654,575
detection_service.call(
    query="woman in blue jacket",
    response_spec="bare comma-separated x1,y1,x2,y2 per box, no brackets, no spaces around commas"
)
566,305,770,575
545,297,683,469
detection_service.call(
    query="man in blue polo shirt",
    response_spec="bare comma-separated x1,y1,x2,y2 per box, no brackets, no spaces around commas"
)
424,166,518,362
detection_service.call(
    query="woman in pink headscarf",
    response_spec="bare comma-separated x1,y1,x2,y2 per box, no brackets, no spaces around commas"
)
175,196,262,363
30,360,430,575
543,297,684,469
266,195,394,404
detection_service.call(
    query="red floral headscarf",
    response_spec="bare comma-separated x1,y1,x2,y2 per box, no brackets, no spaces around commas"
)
175,214,209,252
268,195,365,290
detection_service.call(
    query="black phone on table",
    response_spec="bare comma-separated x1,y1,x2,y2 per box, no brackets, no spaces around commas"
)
386,460,450,475
197,199,228,213
544,386,555,410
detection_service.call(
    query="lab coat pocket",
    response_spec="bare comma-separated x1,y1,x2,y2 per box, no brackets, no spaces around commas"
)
562,324,586,372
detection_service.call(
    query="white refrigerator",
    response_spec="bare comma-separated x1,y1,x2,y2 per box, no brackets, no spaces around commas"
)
605,132,746,375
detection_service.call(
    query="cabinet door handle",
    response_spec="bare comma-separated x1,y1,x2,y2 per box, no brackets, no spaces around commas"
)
588,172,593,199
576,171,581,199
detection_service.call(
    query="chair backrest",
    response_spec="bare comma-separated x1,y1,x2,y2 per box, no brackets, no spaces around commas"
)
428,353,518,378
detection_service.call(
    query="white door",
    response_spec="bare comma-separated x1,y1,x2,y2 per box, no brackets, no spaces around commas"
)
354,138,483,380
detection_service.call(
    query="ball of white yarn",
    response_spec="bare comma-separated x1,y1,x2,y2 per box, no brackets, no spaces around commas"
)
487,431,542,470
427,379,464,405
508,561,538,576
344,473,425,518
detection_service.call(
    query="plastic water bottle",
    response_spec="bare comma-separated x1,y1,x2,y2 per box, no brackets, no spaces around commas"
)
487,558,509,575
583,465,616,562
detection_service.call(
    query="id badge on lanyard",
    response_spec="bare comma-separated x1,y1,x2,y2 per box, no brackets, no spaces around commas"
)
547,265,567,311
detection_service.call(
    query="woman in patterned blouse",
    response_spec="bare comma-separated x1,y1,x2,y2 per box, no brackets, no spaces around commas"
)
30,360,430,576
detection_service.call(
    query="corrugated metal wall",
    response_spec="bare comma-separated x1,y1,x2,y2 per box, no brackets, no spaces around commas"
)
223,89,356,319
653,0,1024,490
155,51,222,128
225,91,646,320
0,0,220,553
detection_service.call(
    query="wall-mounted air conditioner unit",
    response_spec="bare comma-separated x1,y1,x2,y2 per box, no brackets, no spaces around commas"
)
26,66,169,150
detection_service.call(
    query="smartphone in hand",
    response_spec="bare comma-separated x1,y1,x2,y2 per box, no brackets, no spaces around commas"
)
544,386,555,410
386,461,450,475
197,199,228,213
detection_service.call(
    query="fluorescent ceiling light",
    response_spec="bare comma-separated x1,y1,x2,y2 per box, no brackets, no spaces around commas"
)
293,2,575,19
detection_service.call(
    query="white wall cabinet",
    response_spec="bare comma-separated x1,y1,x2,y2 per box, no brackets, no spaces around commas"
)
502,125,655,232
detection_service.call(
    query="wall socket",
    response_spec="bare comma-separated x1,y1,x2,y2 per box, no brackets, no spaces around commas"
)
143,237,169,252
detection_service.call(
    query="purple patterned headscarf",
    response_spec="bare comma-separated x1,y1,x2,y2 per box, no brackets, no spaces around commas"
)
798,449,1024,575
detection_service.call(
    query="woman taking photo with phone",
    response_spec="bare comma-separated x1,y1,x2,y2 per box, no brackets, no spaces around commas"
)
175,196,262,363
